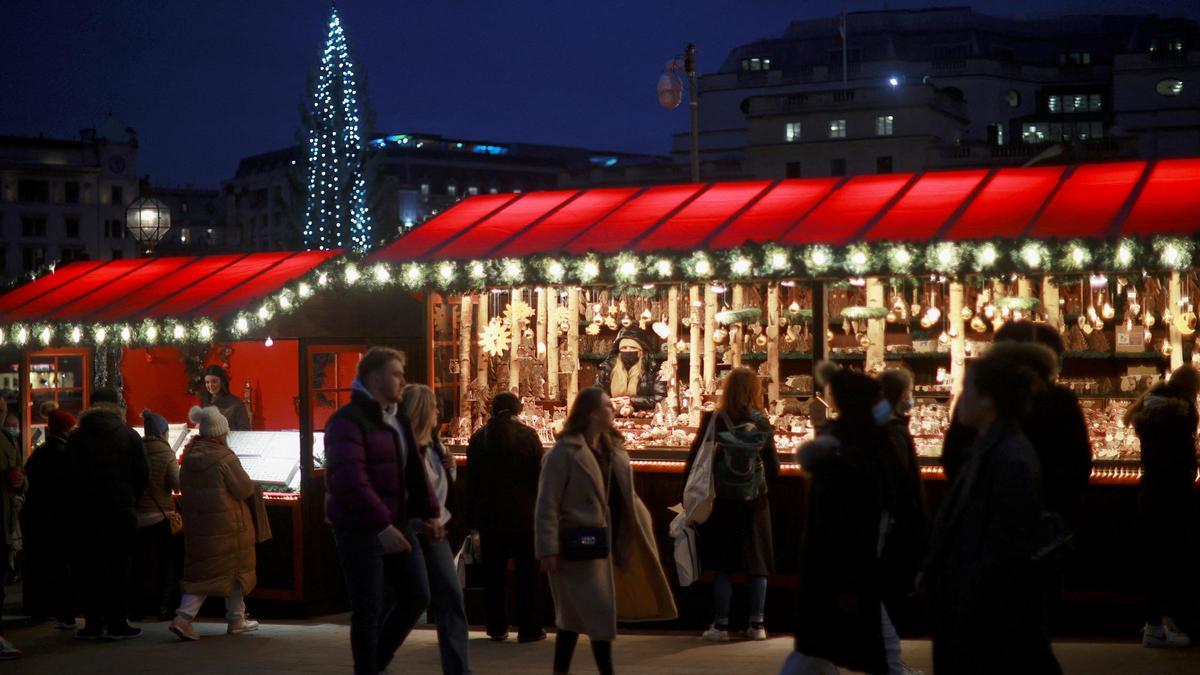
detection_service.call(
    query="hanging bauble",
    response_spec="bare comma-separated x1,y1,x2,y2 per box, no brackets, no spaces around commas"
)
991,317,1004,332
1101,302,1115,320
938,331,950,345
605,316,618,330
592,313,603,325
926,306,942,324
757,334,769,347
1174,312,1197,336
961,306,974,321
1163,308,1174,323
858,335,871,348
984,304,996,319
1161,340,1173,357
971,316,987,333
886,311,897,323
1144,313,1156,328
621,316,633,328
676,339,688,351
713,327,728,344
789,301,801,313
910,303,922,316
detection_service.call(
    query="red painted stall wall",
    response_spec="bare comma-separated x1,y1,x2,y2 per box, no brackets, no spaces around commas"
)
121,340,300,430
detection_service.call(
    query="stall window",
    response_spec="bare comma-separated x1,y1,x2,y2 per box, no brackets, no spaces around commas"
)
309,347,365,438
27,351,88,447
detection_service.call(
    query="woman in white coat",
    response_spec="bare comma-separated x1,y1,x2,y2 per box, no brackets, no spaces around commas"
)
535,387,676,675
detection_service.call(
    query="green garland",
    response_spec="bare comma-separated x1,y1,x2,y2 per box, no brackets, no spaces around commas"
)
716,308,763,325
995,296,1043,312
840,306,889,320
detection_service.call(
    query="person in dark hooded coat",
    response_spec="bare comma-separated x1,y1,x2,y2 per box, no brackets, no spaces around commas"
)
595,326,666,412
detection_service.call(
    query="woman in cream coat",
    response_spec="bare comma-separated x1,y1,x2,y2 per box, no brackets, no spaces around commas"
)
535,387,676,675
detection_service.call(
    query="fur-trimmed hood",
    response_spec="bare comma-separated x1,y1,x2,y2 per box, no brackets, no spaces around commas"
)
1126,385,1195,428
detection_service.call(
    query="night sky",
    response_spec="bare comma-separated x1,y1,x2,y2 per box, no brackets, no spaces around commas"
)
3,0,1197,187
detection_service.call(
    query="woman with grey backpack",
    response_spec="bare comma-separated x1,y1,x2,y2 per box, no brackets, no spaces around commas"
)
681,367,780,642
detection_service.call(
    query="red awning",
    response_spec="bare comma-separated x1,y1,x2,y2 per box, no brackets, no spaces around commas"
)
371,159,1200,263
0,250,338,325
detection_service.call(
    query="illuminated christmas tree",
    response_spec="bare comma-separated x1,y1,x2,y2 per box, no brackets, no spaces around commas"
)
302,4,372,251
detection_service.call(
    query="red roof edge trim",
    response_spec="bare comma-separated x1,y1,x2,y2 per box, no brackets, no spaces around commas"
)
625,183,717,250
558,186,650,253
1106,159,1157,238
134,254,250,317
777,175,851,242
482,190,586,259
419,193,525,261
189,252,299,318
699,180,780,249
931,168,1000,240
851,172,924,242
1018,165,1076,238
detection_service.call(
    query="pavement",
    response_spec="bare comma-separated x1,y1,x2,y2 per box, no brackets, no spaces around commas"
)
3,616,1199,674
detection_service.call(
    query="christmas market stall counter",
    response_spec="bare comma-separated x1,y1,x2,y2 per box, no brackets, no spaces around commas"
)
0,250,427,615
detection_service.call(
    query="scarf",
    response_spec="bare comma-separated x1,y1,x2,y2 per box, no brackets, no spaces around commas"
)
609,357,643,397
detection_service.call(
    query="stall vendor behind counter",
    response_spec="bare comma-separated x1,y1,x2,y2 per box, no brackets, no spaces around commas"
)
201,365,251,431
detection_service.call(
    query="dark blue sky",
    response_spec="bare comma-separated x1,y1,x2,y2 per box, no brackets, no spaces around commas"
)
3,1,1196,187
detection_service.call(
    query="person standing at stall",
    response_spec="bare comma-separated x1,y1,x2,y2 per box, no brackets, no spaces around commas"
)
535,387,677,675
131,409,181,622
465,391,545,643
401,384,470,675
324,347,441,675
67,387,149,641
200,365,251,431
0,406,26,659
681,367,780,642
169,406,259,641
23,404,78,630
1124,364,1199,649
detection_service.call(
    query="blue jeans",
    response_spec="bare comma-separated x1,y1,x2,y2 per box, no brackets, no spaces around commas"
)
419,534,471,675
333,527,430,675
714,573,768,625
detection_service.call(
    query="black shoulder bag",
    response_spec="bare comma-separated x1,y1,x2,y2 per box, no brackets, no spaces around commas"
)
560,451,613,560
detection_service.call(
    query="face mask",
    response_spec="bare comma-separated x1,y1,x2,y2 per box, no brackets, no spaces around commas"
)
3,428,17,438
619,352,639,368
871,399,893,425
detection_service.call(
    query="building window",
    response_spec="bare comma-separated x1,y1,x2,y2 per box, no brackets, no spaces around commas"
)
488,187,498,194
18,179,50,203
59,247,85,263
829,119,847,139
467,186,479,196
876,156,893,174
104,219,125,239
875,115,894,136
1089,94,1102,111
1157,78,1184,96
65,217,80,238
179,228,190,244
64,181,80,204
1061,52,1091,65
1047,95,1060,113
785,161,802,178
1022,123,1048,143
830,158,847,177
785,122,802,142
110,185,124,206
740,57,772,72
447,185,457,197
21,216,48,237
23,246,46,271
419,183,431,196
181,201,190,214
989,123,1006,146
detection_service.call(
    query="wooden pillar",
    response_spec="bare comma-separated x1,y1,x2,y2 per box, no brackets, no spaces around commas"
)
730,284,744,368
766,283,781,403
546,287,559,400
1017,276,1033,299
508,288,521,394
475,293,489,390
458,295,472,420
536,287,548,362
689,285,702,421
1169,271,1184,370
950,281,967,396
1043,277,1061,329
566,287,581,408
811,281,828,367
667,285,680,415
703,284,718,393
865,277,886,373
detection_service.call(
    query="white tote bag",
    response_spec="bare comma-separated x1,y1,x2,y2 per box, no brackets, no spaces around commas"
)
454,531,481,589
673,520,701,587
680,415,718,525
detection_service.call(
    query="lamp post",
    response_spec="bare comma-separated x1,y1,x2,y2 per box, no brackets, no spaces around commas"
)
125,196,171,255
658,43,701,183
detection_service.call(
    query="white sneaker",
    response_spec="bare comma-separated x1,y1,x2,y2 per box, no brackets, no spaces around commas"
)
0,636,22,661
744,625,767,641
169,616,200,641
702,625,729,642
228,617,260,635
899,665,925,675
1143,623,1191,648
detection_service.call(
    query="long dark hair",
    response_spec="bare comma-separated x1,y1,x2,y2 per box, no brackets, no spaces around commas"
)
827,369,889,501
563,386,608,437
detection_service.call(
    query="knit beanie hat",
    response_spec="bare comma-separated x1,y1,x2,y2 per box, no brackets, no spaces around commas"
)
142,409,170,439
47,408,77,437
189,405,230,438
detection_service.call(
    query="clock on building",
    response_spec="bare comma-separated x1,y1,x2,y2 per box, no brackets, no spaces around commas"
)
107,156,127,174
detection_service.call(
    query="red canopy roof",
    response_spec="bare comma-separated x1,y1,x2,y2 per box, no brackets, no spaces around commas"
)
0,250,338,325
372,159,1200,263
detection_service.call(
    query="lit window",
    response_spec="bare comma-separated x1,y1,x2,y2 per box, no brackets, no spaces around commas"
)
488,187,498,194
1072,95,1086,111
1157,78,1184,96
829,119,847,139
785,122,802,142
467,186,479,195
1022,123,1048,143
1089,94,1102,111
420,183,430,196
875,115,894,136
741,57,772,72
1047,95,1060,113
447,185,457,197
1091,121,1104,139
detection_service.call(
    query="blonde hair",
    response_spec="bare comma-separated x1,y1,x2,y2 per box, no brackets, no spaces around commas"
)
718,367,763,417
401,384,439,447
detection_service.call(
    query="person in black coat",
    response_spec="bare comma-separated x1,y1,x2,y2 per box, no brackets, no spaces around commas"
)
682,367,780,641
1124,364,1198,648
923,344,1061,674
784,367,888,674
595,326,666,413
66,388,150,641
22,405,79,627
465,392,546,642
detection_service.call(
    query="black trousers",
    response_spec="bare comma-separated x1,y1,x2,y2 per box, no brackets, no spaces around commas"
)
130,520,181,619
24,523,76,624
479,529,541,639
81,512,137,631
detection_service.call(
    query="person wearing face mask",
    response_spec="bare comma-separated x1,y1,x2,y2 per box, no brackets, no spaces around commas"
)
199,365,251,431
595,327,666,413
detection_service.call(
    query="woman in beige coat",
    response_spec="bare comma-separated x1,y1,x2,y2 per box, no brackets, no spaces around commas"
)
536,387,676,675
169,406,258,641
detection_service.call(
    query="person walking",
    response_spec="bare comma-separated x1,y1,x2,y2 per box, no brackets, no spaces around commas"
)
0,407,26,659
1124,364,1198,648
22,404,78,630
535,387,677,675
681,367,780,641
324,347,441,675
200,365,251,431
168,406,260,641
66,387,149,641
401,384,471,675
783,368,888,675
923,344,1061,674
465,391,545,643
131,409,181,622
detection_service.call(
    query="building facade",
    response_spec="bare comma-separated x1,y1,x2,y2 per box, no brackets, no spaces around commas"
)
0,119,139,280
154,186,232,254
677,7,1200,179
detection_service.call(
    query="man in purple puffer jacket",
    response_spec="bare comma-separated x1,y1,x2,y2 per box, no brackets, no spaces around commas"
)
325,347,442,675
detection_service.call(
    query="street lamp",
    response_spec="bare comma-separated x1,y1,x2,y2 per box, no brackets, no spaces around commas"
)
658,43,700,183
125,196,171,254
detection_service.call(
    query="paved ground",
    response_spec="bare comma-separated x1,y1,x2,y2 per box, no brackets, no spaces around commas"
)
3,615,1199,674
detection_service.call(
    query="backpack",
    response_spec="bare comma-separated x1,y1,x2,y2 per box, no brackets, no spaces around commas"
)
713,414,770,501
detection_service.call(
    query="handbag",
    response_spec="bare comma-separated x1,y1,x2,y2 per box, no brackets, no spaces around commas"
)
673,521,701,587
455,531,483,589
152,494,183,536
560,451,613,560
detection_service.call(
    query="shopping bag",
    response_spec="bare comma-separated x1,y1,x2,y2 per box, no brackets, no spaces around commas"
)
454,531,483,589
681,416,718,525
673,520,701,587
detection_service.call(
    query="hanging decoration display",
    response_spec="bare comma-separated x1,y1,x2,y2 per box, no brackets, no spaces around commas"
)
478,317,510,357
